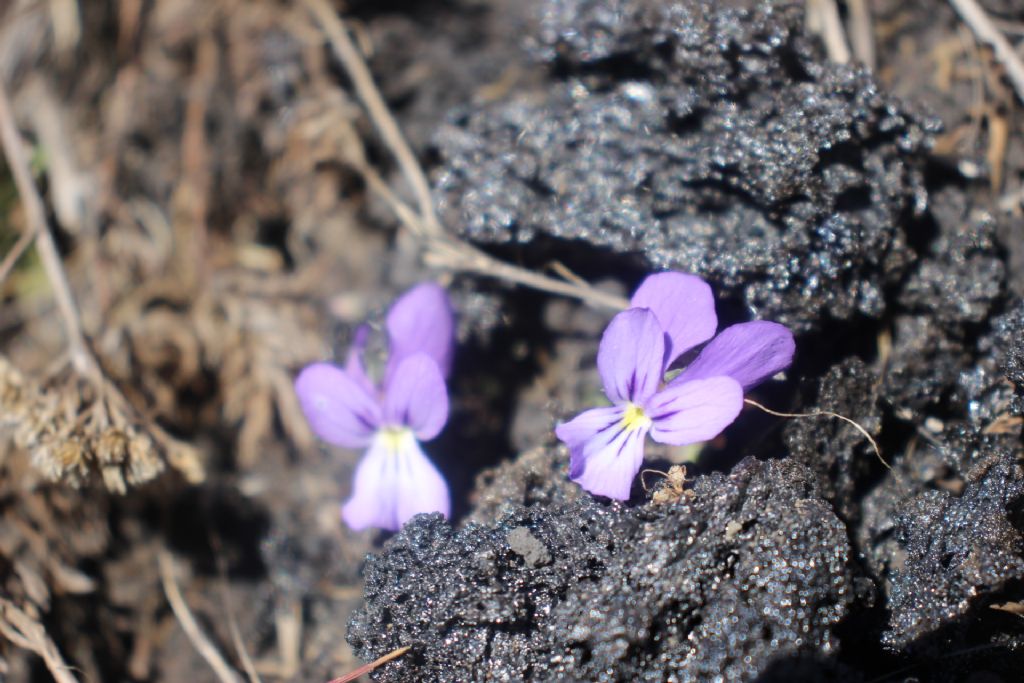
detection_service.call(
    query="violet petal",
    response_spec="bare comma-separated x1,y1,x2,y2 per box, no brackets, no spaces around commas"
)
382,353,449,440
555,405,627,456
341,429,450,531
567,417,649,501
294,362,381,447
675,320,795,391
598,308,666,404
630,272,717,364
344,324,376,394
647,376,743,446
385,282,455,380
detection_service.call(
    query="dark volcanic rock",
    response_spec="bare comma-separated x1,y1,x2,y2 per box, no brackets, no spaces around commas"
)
990,300,1024,415
882,443,1024,651
434,0,936,330
346,497,631,682
783,358,884,524
897,188,1004,327
545,458,856,682
880,186,1007,420
347,0,1024,680
466,444,582,526
347,456,856,681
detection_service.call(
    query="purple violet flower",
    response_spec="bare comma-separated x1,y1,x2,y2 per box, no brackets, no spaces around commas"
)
555,272,795,501
294,283,455,531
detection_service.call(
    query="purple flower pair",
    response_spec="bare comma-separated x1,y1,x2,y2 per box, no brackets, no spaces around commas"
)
294,283,455,531
555,273,795,501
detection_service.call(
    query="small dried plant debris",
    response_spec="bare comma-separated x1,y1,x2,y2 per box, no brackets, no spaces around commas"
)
0,355,201,493
650,465,694,506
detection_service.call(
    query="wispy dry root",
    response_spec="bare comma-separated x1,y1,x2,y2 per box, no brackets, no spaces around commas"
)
0,599,78,683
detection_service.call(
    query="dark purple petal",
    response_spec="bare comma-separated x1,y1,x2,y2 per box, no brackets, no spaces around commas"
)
344,324,377,394
341,429,450,531
385,282,455,380
647,376,743,446
675,321,795,391
630,272,717,364
566,417,649,501
598,309,666,404
294,362,381,447
383,353,449,440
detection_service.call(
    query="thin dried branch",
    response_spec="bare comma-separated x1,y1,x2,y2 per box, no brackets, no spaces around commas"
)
174,30,218,287
158,550,244,683
18,79,93,236
0,599,78,683
0,80,96,379
302,0,630,312
0,223,37,286
846,0,876,69
47,0,82,56
303,0,440,237
949,0,1024,104
806,0,851,64
424,238,631,310
328,646,411,683
212,536,262,683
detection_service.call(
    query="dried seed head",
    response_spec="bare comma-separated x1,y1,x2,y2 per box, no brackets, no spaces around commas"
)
100,464,127,495
651,465,693,506
0,353,185,492
96,429,131,465
126,433,164,486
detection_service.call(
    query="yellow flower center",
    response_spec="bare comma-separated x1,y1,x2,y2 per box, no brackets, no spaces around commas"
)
620,403,652,432
379,426,414,452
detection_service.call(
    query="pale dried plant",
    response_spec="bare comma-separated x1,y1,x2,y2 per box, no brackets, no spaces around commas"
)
0,355,202,493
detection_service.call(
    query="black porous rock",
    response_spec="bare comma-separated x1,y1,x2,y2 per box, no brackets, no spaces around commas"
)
347,456,857,681
881,313,976,420
882,442,1024,653
433,0,936,331
346,498,632,682
466,444,581,526
896,188,1005,328
989,299,1024,415
783,358,884,524
544,457,857,682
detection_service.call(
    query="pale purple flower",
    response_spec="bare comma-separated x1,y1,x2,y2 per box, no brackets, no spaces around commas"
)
294,283,455,531
555,272,795,500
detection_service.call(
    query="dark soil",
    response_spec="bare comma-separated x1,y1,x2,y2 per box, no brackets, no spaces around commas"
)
0,0,1022,682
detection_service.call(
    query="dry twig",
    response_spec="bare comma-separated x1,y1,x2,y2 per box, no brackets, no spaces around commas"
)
948,0,1024,104
212,536,262,683
301,0,629,312
0,80,96,379
0,223,37,286
0,599,78,683
158,550,244,683
303,0,440,237
846,0,876,69
328,645,411,683
806,0,851,64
